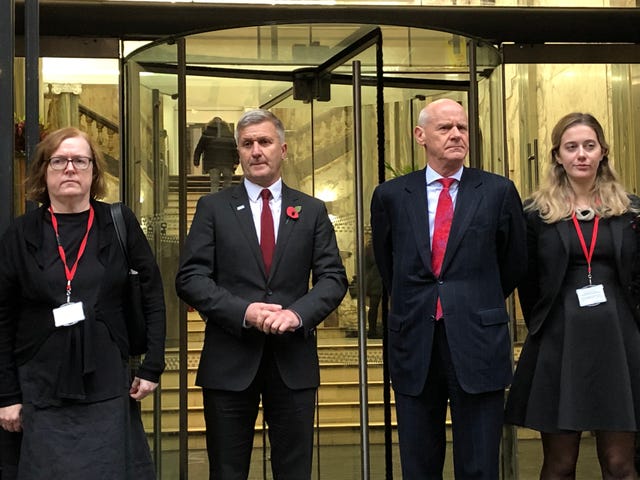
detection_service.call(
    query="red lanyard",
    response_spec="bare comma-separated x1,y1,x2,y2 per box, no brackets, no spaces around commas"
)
571,212,599,285
49,205,95,303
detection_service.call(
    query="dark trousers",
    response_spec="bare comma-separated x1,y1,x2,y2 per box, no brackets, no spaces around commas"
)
208,166,235,192
202,347,316,480
395,321,504,480
367,293,381,335
0,430,21,480
636,432,640,474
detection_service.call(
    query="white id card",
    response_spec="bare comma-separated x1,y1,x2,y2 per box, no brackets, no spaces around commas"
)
53,301,85,327
576,284,607,307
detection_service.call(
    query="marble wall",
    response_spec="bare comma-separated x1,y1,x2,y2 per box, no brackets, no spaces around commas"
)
504,63,616,198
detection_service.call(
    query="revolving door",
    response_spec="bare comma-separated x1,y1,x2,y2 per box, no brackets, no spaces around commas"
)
123,24,505,479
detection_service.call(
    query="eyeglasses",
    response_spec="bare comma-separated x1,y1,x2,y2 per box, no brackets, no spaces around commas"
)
48,156,93,171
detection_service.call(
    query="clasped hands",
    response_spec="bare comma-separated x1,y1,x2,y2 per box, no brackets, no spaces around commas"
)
245,303,300,334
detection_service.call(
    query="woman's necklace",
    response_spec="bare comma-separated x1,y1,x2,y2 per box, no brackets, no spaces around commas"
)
574,207,595,221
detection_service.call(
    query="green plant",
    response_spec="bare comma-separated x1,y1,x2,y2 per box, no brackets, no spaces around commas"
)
384,161,419,178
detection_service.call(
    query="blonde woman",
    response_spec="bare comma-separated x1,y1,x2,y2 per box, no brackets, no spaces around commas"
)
506,113,640,479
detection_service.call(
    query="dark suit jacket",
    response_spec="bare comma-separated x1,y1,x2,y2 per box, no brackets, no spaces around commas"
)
175,182,347,391
370,167,527,395
0,201,166,407
518,198,640,337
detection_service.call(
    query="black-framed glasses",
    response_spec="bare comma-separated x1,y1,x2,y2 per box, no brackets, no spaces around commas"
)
48,156,93,171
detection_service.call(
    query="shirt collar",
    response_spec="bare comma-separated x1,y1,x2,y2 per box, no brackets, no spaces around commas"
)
244,177,283,202
425,165,463,186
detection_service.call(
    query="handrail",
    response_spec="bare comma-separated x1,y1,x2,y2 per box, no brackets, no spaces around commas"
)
79,104,119,133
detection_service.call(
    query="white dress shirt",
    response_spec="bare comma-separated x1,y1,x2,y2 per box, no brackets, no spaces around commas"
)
425,165,463,248
244,178,282,243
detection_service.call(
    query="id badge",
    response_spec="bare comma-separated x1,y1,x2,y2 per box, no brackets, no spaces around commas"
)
53,301,85,327
576,284,607,308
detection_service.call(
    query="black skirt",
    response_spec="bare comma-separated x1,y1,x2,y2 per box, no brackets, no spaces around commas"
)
17,394,155,480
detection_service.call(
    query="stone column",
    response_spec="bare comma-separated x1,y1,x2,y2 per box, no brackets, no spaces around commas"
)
47,83,82,129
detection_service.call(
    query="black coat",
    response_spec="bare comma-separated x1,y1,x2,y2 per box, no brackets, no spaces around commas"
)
193,124,239,172
518,197,640,337
0,200,166,408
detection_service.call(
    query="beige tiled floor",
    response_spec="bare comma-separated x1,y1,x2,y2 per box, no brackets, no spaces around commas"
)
183,435,605,479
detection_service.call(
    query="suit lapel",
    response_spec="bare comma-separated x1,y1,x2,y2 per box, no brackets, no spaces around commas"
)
230,185,266,276
441,168,482,273
24,206,46,270
607,213,630,285
555,217,572,255
94,202,112,268
270,184,298,279
404,170,433,274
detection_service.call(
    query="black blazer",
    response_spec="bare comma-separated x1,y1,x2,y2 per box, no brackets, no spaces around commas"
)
371,167,527,395
0,201,166,407
518,198,640,337
175,182,347,391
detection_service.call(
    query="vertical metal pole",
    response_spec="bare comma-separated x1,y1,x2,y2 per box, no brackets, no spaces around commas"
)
467,40,480,170
119,52,127,202
353,60,370,480
0,0,15,233
500,55,519,480
0,3,20,474
176,37,189,480
151,88,163,478
24,0,39,168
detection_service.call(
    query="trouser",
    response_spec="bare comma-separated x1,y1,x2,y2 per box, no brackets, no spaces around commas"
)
208,166,235,192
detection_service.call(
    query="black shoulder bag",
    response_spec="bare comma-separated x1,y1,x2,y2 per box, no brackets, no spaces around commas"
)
110,202,148,356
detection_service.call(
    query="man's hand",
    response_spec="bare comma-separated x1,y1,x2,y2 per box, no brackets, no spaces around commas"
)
262,309,301,334
130,377,158,401
0,404,22,432
245,302,282,332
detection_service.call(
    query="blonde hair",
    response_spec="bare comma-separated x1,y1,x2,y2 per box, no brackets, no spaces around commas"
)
526,112,632,223
25,127,107,204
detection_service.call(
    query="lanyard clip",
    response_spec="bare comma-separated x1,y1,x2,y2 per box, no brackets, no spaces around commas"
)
66,280,71,303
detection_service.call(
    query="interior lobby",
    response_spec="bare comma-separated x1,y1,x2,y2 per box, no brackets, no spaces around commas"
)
3,1,640,479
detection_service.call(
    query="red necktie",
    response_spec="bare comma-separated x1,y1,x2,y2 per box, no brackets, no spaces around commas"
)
260,189,275,274
431,178,455,319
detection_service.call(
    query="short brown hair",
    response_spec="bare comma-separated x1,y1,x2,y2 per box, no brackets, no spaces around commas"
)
25,127,107,204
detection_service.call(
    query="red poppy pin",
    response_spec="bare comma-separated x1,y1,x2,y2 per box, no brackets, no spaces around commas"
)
286,206,302,221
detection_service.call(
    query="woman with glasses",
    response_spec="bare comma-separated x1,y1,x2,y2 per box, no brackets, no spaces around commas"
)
0,127,165,479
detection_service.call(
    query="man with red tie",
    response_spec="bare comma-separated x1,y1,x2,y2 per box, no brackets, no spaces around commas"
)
176,109,347,479
370,98,527,479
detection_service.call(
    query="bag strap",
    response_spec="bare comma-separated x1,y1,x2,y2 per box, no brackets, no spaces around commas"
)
110,202,130,267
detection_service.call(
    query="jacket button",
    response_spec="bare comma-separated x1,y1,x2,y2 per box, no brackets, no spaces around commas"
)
438,280,444,285
267,290,273,296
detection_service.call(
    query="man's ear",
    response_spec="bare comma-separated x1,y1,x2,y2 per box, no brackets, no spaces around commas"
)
414,126,426,146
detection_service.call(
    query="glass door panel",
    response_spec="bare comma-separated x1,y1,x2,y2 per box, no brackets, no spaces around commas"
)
180,26,384,480
476,43,506,176
125,41,181,479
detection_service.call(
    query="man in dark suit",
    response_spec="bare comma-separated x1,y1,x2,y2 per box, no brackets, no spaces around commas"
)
176,109,347,480
370,98,526,479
